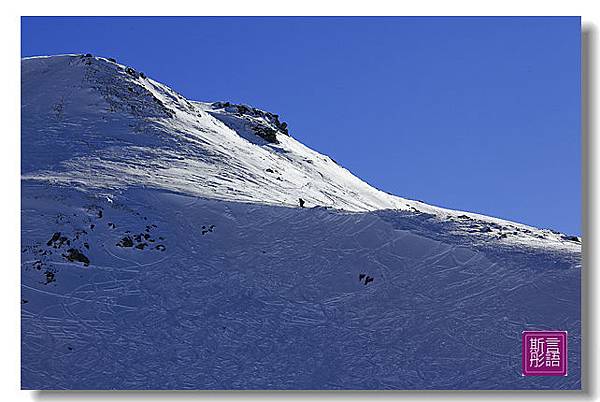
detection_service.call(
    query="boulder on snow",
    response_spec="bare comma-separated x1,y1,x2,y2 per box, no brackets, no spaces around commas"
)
63,248,90,266
117,236,134,248
125,67,139,79
252,126,278,143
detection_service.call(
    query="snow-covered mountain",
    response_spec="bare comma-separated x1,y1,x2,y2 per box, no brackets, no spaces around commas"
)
21,54,581,390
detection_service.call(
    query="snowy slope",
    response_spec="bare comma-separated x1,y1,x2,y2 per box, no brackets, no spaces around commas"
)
21,55,581,390
21,54,580,251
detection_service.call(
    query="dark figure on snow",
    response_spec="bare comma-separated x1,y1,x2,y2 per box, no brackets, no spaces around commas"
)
299,198,305,208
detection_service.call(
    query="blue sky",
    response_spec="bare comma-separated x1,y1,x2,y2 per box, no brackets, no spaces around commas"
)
21,17,581,234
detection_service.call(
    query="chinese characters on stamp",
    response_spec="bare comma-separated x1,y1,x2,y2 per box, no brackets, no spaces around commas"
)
522,331,567,376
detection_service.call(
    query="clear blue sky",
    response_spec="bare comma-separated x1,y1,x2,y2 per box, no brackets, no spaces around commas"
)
21,17,581,235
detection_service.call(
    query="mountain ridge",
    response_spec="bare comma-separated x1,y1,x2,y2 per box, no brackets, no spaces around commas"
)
21,54,580,251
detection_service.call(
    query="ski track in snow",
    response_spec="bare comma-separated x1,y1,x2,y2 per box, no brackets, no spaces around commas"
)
20,55,581,390
21,184,580,390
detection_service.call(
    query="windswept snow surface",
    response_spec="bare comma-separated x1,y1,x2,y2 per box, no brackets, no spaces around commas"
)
21,55,581,390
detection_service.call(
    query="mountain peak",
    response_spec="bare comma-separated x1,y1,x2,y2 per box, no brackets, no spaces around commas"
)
21,54,580,251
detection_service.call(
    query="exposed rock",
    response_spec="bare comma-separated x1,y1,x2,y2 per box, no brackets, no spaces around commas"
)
117,236,134,248
63,248,90,266
562,235,581,243
44,271,55,285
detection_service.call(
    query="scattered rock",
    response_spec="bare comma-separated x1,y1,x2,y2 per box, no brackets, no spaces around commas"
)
44,271,55,285
252,126,278,143
63,248,90,266
74,229,88,240
117,236,134,248
46,232,60,246
562,235,581,243
125,67,139,79
47,232,70,248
